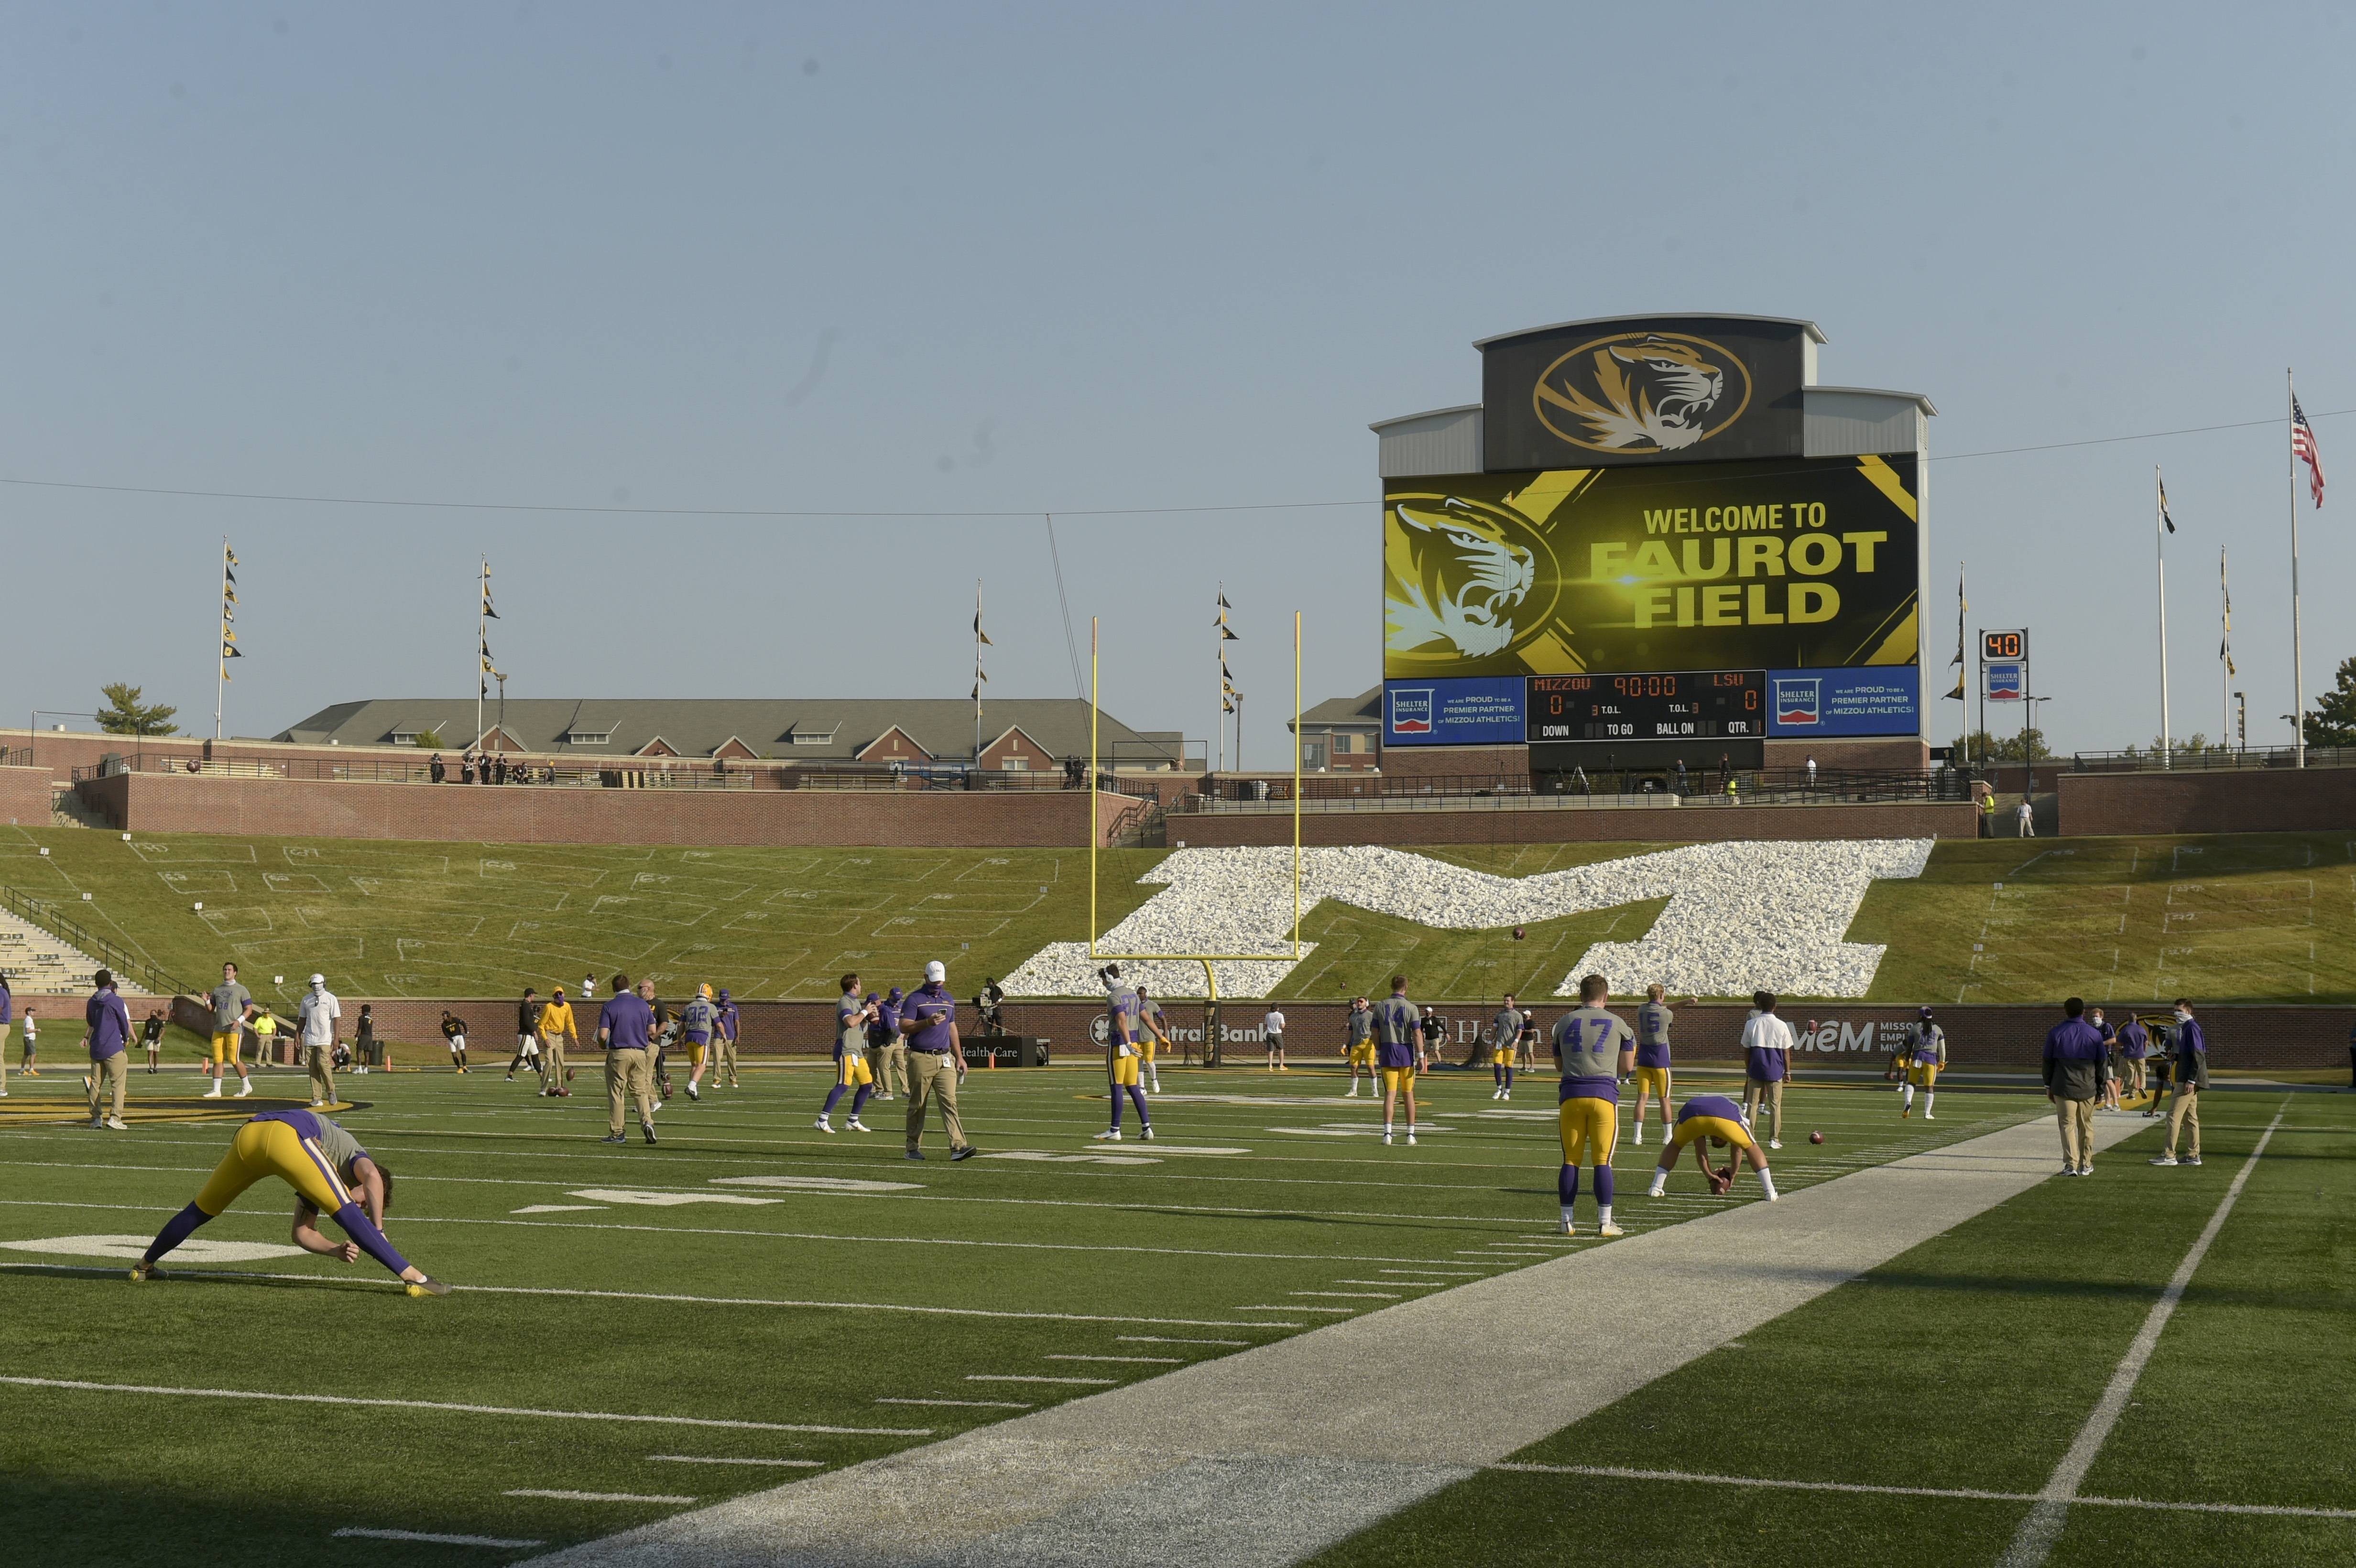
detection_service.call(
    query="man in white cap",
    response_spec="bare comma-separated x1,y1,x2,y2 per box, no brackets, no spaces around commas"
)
899,960,979,1161
296,973,341,1108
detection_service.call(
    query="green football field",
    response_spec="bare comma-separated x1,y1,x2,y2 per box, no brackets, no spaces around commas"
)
0,1059,2348,1566
10,822,2356,1006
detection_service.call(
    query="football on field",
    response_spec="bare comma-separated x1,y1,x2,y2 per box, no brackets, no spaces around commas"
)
1810,1131,1825,1143
1512,926,1525,940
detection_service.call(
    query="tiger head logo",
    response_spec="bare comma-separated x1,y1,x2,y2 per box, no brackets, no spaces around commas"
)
1385,497,1538,660
1534,332,1749,453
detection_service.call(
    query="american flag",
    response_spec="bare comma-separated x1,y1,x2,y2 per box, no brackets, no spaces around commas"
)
2293,396,2326,507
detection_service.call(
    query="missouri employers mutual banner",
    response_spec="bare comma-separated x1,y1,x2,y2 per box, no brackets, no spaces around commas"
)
1382,454,1921,681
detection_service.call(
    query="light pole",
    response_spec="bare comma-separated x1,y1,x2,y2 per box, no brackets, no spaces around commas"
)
2023,696,2053,794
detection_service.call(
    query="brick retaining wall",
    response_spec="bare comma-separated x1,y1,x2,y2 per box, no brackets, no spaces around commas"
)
78,771,1146,849
2058,768,2356,836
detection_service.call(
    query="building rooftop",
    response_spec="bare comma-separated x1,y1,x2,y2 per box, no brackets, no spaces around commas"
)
275,698,1191,767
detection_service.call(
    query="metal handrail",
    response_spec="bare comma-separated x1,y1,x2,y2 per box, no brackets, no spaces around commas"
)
2070,746,2356,773
72,755,786,790
0,884,198,997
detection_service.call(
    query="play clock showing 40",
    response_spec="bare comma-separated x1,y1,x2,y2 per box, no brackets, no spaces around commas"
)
1526,670,1766,741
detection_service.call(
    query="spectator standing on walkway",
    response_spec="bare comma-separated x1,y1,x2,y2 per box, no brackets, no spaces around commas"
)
1740,992,1794,1150
1673,758,1688,795
1805,755,1818,788
2150,999,2209,1167
900,960,977,1161
2042,997,2107,1176
297,974,340,1107
598,972,657,1145
1977,783,1996,837
85,969,131,1130
429,752,447,783
2017,796,2036,838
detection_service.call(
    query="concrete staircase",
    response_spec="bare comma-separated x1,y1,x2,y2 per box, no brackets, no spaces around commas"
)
0,906,149,997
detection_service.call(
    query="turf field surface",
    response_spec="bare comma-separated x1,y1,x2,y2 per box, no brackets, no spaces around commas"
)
0,1059,2041,1566
14,824,2356,1005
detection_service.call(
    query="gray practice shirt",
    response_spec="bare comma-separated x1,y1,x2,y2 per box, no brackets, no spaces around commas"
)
209,982,253,1034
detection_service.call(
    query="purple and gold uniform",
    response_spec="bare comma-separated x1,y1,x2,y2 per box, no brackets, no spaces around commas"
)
817,988,878,1132
1374,995,1421,1090
1552,1005,1632,1209
140,1108,415,1280
1669,1093,1757,1153
1634,1000,1673,1100
1096,982,1152,1136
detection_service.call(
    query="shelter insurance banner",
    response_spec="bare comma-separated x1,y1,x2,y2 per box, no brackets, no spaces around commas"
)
1383,454,1921,681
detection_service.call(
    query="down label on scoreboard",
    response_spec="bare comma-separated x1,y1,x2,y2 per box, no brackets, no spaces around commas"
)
1526,670,1767,742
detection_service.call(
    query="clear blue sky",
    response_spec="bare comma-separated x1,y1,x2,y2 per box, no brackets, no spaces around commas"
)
3,3,2349,761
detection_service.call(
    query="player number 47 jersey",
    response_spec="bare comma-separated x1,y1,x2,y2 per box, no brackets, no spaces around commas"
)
1553,1007,1632,1082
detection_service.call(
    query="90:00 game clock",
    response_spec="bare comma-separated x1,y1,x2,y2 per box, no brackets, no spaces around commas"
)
1526,670,1766,742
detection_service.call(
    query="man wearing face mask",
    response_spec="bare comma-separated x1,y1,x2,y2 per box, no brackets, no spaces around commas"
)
2149,999,2208,1168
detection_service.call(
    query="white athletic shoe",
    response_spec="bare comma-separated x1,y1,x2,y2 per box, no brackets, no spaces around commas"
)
651,1101,664,1114
687,1082,700,1101
1382,1131,1394,1145
105,1117,129,1131
1633,1127,1645,1146
1598,1221,1624,1238
1923,1112,1936,1120
2149,1154,2178,1166
846,1118,870,1132
1491,1088,1503,1100
2184,1156,2203,1166
1140,1126,1156,1141
235,1081,252,1098
1767,1139,1782,1150
1406,1132,1417,1145
815,1116,834,1133
311,1099,324,1108
202,1085,222,1099
1344,1085,1358,1097
1503,1090,1512,1100
1093,1128,1123,1141
1560,1219,1577,1236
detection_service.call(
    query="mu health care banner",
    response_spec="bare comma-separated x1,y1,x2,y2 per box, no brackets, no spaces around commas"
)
1383,454,1922,681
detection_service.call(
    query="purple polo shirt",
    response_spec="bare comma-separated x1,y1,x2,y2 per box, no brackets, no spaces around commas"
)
904,983,956,1051
2116,1020,2149,1059
86,987,131,1059
600,991,655,1051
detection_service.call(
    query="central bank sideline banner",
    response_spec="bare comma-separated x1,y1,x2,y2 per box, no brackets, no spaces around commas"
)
1384,454,1921,681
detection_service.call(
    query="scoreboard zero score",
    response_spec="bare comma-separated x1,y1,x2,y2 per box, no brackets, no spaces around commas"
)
1526,670,1766,742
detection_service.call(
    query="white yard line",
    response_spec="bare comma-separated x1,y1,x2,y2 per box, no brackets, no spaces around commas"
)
1995,1101,2290,1568
967,1375,1117,1386
507,1491,697,1505
1494,1462,2356,1521
0,1376,927,1435
1119,1336,1245,1347
873,1398,1032,1410
334,1527,547,1547
1047,1355,1180,1364
647,1456,824,1468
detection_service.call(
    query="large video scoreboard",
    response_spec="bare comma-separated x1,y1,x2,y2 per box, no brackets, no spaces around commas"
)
1526,670,1766,742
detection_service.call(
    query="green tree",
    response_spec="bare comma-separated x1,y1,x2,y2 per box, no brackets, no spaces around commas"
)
2302,656,2356,748
412,728,444,749
96,683,179,737
1946,727,2051,764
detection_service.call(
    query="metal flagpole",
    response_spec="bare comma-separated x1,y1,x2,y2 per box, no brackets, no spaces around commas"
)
1292,611,1302,955
477,555,487,750
2156,467,2171,768
214,538,230,741
2220,547,2232,748
2289,369,2307,768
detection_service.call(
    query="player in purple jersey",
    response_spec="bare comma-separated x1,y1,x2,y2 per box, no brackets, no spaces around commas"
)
131,1108,449,1294
1646,1094,1779,1200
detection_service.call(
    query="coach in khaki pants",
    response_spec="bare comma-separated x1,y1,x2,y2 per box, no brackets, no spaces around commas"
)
2041,997,2107,1176
84,969,131,1130
2150,1000,2209,1167
598,974,659,1145
900,961,977,1160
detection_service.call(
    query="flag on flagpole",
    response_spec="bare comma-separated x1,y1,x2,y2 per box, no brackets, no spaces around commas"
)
1943,565,1967,700
2293,397,2327,507
2221,549,2236,676
2158,473,2177,533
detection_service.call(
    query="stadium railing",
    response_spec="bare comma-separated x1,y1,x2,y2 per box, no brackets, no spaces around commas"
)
2067,746,2356,773
72,755,784,790
1175,767,1967,813
792,766,1162,798
0,883,198,998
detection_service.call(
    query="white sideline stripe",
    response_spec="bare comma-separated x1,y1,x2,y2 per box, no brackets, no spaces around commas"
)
1047,1355,1181,1364
1491,1463,2356,1521
0,1376,928,1435
1293,1290,1398,1299
1996,1101,2291,1568
1335,1279,1446,1287
1237,1305,1353,1314
334,1527,547,1547
966,1375,1116,1386
874,1398,1032,1409
508,1491,697,1504
648,1456,825,1468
